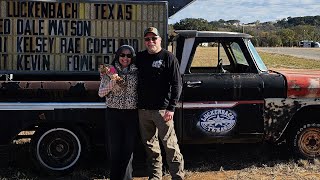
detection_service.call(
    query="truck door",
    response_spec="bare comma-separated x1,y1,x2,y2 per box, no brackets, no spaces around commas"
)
181,39,264,144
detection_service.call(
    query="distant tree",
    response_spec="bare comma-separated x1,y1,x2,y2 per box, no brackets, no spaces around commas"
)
268,34,282,46
226,20,240,25
276,18,289,28
247,20,260,25
288,17,305,26
257,32,270,46
209,20,220,26
293,25,315,41
209,21,223,29
218,19,225,24
168,24,176,42
251,36,260,47
314,16,320,26
278,29,295,46
170,15,320,47
173,18,211,30
277,16,320,27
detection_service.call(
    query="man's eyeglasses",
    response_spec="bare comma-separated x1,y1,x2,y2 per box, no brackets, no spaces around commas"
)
144,36,158,42
119,53,133,58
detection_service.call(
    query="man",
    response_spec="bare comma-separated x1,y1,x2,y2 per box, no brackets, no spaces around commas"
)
136,27,185,180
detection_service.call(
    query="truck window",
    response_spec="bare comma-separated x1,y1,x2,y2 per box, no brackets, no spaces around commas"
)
230,42,249,66
190,42,229,73
247,40,268,72
190,41,251,73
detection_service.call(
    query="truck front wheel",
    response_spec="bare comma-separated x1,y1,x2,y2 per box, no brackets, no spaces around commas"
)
292,123,320,159
30,127,88,175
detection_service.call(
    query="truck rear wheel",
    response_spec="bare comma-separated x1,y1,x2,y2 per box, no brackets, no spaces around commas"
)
292,123,320,159
30,127,88,175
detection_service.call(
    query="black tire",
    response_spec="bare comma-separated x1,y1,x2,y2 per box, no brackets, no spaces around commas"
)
291,123,320,159
30,127,88,175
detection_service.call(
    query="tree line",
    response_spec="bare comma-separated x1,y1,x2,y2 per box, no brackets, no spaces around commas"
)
170,16,320,47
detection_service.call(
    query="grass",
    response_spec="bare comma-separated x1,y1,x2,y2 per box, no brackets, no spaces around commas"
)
259,51,320,69
189,46,320,69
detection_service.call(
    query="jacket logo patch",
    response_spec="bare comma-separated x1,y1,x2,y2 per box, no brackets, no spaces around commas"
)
152,59,163,68
197,109,237,135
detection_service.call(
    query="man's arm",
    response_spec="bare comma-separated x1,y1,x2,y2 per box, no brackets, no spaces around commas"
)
167,53,182,112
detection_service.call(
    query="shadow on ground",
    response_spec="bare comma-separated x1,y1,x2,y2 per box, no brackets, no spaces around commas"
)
0,142,291,179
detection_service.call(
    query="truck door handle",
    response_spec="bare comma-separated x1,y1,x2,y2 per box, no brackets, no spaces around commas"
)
186,81,202,88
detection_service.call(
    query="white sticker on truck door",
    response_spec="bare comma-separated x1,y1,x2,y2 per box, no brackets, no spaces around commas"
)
197,109,237,135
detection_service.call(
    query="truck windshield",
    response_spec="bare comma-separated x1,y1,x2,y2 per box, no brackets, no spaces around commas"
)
247,40,268,72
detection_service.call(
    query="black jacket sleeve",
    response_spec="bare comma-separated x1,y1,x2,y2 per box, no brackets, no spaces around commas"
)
167,53,182,112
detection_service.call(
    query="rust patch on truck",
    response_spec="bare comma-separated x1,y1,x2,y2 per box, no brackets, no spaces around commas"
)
1,81,99,90
0,81,100,102
14,81,99,90
264,98,320,141
276,69,320,98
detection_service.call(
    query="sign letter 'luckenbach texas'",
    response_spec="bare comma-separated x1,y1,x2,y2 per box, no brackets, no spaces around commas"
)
0,1,150,72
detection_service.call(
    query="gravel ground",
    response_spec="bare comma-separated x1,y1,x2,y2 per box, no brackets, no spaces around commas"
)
256,47,320,61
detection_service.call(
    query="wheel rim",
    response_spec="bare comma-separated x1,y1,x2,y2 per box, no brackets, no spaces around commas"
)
36,128,81,171
298,127,320,158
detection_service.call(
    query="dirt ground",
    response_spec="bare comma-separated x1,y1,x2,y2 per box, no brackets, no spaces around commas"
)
132,144,320,180
1,143,320,180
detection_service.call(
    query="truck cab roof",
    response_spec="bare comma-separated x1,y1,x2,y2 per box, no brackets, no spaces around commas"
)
171,30,269,75
174,30,252,39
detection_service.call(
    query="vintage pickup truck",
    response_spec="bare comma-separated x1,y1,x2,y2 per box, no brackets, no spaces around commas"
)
1,29,320,175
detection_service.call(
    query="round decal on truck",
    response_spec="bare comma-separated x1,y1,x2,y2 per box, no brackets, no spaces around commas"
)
197,109,237,135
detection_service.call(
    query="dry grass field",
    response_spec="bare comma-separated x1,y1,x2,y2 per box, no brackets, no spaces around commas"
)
257,47,320,61
1,48,320,180
259,51,320,69
2,143,320,180
190,46,320,69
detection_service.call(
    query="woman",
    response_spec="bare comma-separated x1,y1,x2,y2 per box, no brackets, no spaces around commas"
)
98,45,138,180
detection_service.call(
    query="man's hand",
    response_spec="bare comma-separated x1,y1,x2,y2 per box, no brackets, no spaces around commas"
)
163,110,174,122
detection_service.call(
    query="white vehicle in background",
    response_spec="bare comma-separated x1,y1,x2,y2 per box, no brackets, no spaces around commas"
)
299,40,320,48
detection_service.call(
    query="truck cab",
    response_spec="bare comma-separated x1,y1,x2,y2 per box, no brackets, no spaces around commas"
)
172,30,320,160
172,30,285,144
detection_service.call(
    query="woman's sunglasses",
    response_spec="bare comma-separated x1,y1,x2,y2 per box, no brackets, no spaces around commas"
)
119,53,133,58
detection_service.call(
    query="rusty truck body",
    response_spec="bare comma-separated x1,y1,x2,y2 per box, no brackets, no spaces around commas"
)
0,0,175,174
1,0,320,176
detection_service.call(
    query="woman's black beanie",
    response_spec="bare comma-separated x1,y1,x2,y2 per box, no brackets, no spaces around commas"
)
116,45,136,57
112,45,136,66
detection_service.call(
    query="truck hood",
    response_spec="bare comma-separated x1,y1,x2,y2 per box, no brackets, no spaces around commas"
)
272,68,320,98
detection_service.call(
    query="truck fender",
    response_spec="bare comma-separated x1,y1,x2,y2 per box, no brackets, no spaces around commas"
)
278,105,320,142
264,98,320,142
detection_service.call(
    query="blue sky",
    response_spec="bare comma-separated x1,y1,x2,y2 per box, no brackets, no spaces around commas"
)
168,0,320,24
